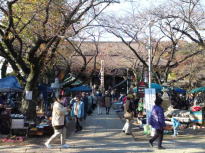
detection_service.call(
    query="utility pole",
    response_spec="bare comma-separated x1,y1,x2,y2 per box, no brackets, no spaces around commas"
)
148,21,152,89
145,20,156,128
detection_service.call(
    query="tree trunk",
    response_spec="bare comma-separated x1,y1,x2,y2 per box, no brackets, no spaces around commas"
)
1,60,8,78
21,98,37,121
20,65,39,120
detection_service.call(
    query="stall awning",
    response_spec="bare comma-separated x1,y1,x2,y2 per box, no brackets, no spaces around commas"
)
62,75,82,86
151,83,162,93
66,85,92,92
0,76,23,92
189,86,205,93
173,87,186,94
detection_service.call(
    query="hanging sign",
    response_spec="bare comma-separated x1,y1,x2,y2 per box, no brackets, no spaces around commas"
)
138,81,148,97
25,91,32,100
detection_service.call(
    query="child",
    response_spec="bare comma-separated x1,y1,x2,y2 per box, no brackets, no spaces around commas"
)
171,117,181,137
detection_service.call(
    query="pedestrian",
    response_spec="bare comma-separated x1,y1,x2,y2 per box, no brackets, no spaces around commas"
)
81,92,88,120
133,93,140,117
148,96,166,150
96,91,103,115
104,91,112,115
45,95,69,149
92,93,97,109
171,117,181,137
122,95,134,135
71,96,84,132
87,92,93,115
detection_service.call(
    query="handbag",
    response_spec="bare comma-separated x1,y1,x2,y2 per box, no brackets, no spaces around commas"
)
124,111,133,119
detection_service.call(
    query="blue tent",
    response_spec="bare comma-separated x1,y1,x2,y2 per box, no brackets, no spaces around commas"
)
0,76,23,92
68,85,92,92
151,83,162,93
150,83,186,94
173,87,186,94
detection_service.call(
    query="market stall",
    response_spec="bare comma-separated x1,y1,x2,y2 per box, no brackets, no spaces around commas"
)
161,86,205,134
0,76,23,135
67,85,92,92
188,87,205,125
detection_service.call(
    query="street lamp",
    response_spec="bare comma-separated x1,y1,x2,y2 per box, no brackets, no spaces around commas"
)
145,20,156,131
148,20,154,89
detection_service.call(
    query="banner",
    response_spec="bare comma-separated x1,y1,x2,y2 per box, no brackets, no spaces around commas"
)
145,88,156,124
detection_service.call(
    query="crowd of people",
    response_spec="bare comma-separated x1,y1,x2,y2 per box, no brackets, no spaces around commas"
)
44,90,120,149
0,83,203,150
44,87,194,150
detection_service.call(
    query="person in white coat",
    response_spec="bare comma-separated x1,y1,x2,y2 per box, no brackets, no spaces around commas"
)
122,95,134,135
45,95,69,149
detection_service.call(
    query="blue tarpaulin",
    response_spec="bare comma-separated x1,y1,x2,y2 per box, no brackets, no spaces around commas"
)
151,83,162,93
68,85,92,92
150,83,186,94
173,87,186,93
0,76,23,92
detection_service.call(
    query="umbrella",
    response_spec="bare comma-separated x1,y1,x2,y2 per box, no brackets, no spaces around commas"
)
189,86,205,93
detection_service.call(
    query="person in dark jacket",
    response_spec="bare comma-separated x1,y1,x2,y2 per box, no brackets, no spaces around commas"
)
81,92,88,120
104,91,112,115
148,96,166,150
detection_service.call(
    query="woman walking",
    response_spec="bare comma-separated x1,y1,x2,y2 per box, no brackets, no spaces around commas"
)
148,96,166,150
45,95,69,149
122,95,134,135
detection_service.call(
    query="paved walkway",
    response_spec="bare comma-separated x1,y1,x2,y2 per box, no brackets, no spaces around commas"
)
0,108,205,153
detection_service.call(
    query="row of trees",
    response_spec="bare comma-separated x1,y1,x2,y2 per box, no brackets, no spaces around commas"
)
0,0,117,119
96,0,205,86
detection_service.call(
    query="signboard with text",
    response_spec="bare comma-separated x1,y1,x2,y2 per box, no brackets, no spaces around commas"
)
138,81,148,98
